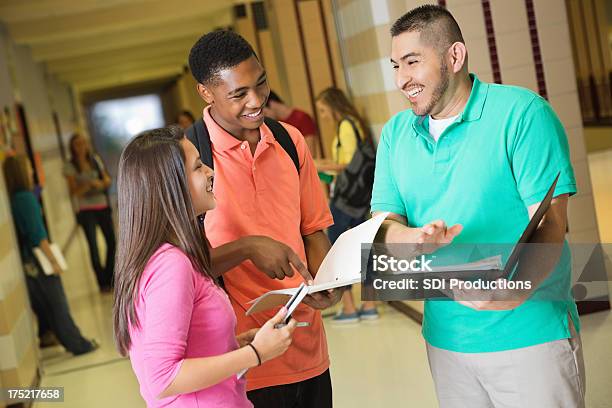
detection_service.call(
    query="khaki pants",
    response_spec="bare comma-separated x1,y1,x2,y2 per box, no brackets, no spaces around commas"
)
426,319,585,408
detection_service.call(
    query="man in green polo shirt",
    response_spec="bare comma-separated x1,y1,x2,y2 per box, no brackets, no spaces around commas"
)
372,5,585,407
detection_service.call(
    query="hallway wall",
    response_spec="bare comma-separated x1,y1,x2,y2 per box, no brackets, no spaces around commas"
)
266,0,348,158
0,24,40,396
0,22,85,393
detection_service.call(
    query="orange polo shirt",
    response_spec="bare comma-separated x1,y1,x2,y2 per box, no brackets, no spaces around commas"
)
202,106,334,391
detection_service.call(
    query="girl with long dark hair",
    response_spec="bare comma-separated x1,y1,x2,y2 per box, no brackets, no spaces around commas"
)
64,133,115,292
113,126,295,407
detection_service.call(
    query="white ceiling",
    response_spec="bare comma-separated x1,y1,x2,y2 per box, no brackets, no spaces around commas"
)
0,0,235,92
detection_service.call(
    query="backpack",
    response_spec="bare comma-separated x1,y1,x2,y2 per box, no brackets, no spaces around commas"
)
332,118,376,219
185,117,300,174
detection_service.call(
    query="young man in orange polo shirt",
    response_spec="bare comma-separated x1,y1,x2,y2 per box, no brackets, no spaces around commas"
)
188,30,341,407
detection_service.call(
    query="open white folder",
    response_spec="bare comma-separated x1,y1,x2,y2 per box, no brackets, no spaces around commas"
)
245,212,390,315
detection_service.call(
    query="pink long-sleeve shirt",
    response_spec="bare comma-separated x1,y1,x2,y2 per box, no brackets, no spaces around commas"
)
128,243,253,407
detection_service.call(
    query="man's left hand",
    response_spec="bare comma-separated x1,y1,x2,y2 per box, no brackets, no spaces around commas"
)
302,289,343,310
453,279,528,311
458,298,525,311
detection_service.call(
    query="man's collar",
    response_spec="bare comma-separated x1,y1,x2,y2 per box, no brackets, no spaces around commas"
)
411,73,488,137
460,73,488,122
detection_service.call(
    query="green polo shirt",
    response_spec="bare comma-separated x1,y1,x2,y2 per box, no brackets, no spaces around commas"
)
371,74,579,352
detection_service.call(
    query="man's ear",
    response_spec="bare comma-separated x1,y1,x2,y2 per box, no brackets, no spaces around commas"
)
447,42,467,74
197,83,214,105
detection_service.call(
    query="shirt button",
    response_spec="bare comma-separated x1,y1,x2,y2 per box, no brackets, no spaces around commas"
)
240,143,246,150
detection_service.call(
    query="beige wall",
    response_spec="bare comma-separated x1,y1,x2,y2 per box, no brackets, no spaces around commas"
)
177,73,207,119
0,22,82,389
162,69,206,122
334,0,609,299
0,25,39,391
566,0,612,122
267,0,347,158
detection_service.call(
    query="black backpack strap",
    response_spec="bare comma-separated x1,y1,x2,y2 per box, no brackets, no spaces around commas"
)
343,117,363,146
186,118,214,169
91,153,111,207
187,117,299,174
91,153,106,180
186,118,213,226
264,117,300,174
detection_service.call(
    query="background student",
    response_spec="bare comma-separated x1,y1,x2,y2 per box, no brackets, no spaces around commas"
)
4,155,98,356
113,126,296,407
264,90,320,158
175,109,196,130
64,133,115,292
315,87,378,323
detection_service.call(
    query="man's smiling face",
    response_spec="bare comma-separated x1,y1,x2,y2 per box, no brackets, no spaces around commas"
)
391,30,450,117
204,55,270,131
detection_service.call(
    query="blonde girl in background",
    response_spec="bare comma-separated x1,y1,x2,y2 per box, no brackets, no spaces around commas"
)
315,87,378,324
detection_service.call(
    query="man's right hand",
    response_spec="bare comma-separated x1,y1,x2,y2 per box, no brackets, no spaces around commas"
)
379,213,462,258
244,236,314,283
415,220,463,252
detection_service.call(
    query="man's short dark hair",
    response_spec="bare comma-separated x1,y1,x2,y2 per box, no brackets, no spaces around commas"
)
188,30,256,84
390,5,464,54
266,90,284,107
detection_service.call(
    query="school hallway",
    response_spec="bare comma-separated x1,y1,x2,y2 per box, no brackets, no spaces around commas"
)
1,1,612,407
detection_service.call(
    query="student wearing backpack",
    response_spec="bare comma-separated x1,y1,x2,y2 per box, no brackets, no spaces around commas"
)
315,88,378,324
187,30,341,408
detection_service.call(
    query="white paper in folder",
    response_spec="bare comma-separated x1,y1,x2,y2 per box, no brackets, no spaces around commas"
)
245,212,389,315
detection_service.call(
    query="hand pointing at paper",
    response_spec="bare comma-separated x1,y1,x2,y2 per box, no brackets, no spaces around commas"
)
209,235,314,283
245,236,314,283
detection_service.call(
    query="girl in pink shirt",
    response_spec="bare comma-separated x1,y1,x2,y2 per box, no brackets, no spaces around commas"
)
113,126,296,407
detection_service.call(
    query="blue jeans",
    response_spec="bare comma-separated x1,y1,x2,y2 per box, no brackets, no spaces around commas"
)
327,201,364,244
25,272,93,354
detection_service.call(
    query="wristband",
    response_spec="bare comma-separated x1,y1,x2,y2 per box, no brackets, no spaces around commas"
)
247,343,261,366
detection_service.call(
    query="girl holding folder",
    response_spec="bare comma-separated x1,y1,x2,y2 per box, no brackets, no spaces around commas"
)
112,126,296,407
